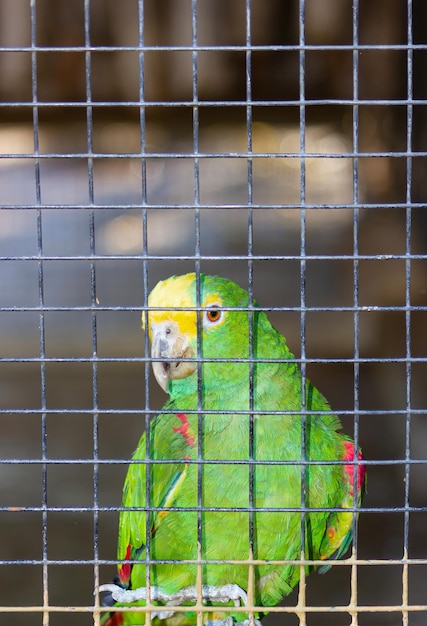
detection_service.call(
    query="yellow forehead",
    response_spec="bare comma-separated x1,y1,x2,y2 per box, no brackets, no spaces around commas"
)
142,274,223,337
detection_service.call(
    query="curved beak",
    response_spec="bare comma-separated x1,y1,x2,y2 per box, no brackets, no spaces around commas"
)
150,321,196,392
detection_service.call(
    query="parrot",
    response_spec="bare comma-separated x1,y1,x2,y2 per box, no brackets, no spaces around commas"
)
100,273,366,626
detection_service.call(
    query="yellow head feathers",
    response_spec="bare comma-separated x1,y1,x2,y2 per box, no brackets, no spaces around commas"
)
142,273,224,340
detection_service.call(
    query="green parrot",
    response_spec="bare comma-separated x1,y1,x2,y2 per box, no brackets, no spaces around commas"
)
100,273,365,626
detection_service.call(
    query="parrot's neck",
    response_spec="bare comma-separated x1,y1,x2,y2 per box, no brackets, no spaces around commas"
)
167,357,303,413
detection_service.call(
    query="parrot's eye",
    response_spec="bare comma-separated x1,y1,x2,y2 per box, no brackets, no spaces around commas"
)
204,305,223,326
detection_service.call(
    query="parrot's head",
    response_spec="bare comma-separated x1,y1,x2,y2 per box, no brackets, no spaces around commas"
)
143,273,255,394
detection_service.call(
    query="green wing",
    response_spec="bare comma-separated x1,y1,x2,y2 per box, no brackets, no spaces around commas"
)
118,422,193,589
318,439,366,573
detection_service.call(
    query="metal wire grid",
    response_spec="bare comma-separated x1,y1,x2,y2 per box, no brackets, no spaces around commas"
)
0,0,426,625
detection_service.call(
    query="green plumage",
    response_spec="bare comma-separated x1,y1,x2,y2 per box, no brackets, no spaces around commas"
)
109,274,365,625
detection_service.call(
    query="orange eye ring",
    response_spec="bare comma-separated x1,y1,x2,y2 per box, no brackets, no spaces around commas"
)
205,306,222,324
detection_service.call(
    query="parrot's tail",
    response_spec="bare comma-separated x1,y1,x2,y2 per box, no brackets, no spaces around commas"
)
100,576,124,626
101,612,124,626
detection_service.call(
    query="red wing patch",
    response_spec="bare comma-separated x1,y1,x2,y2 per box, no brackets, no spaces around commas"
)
118,544,132,586
173,413,196,447
342,440,366,497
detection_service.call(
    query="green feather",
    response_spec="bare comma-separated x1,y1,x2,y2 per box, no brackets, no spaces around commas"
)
112,274,365,625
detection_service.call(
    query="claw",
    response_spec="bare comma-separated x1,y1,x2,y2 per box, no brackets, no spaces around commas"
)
98,583,171,604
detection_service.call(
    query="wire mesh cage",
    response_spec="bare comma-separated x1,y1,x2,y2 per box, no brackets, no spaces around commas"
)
1,0,427,625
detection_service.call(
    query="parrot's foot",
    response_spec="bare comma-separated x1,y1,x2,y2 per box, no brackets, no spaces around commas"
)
99,583,171,604
167,583,248,608
99,582,249,621
98,583,176,620
99,582,247,607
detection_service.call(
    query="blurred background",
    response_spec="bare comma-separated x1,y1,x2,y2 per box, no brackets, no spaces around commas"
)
1,0,427,624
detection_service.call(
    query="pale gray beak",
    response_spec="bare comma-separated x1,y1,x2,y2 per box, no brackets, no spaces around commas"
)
150,321,196,392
